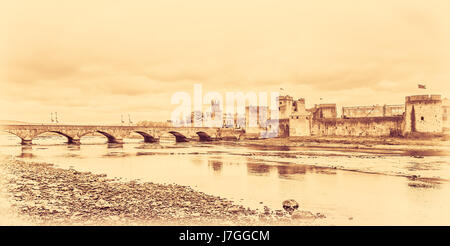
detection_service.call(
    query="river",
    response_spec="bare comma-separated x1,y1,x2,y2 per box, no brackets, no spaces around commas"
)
0,133,449,225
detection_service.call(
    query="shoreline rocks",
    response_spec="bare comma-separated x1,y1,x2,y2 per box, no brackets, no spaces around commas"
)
0,158,323,225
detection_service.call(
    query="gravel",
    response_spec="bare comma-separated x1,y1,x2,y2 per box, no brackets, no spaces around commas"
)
0,158,321,225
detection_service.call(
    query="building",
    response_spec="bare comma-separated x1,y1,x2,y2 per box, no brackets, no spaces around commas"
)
311,104,337,119
288,98,310,136
243,94,445,138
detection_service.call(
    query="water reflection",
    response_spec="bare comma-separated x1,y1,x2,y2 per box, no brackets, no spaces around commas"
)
247,161,340,179
191,157,204,166
277,165,308,179
103,151,130,158
18,146,33,158
208,159,223,173
247,162,272,176
135,143,163,150
67,145,81,151
107,143,123,149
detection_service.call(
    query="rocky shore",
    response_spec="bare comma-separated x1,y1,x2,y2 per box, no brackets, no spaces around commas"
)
0,158,323,225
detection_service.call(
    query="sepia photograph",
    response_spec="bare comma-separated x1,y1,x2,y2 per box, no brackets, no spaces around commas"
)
0,0,449,241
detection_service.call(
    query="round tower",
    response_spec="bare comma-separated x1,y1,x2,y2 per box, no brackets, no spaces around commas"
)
404,95,442,134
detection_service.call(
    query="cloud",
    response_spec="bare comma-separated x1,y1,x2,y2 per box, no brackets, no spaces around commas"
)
1,0,449,123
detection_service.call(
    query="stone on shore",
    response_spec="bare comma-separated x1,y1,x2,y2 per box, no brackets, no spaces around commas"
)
282,199,299,213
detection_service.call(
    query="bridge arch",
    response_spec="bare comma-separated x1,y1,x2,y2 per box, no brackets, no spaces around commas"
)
168,131,188,142
77,130,123,144
1,130,77,145
40,131,77,144
1,130,25,144
2,130,23,139
196,131,212,141
95,131,121,144
134,131,158,143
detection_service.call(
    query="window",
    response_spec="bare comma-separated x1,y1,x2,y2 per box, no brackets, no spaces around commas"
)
296,116,299,119
421,116,424,121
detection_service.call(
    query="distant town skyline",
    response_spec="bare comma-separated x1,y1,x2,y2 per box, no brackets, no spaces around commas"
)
1,0,449,124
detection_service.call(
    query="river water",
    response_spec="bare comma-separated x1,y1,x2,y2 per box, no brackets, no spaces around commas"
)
1,133,449,225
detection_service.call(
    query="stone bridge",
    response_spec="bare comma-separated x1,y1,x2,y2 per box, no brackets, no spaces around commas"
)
0,124,244,145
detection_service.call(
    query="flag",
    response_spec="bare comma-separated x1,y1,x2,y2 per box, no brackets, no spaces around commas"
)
418,84,426,89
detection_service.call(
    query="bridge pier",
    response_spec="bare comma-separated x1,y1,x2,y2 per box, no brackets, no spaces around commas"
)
21,139,32,145
143,136,158,143
68,138,81,145
175,136,189,142
198,136,212,141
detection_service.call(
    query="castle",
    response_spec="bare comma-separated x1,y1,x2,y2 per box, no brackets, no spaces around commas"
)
170,93,448,138
247,94,449,138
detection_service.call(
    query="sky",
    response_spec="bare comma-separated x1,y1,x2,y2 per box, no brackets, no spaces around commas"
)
1,0,449,124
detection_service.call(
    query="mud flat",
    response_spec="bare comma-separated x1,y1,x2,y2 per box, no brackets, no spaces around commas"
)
238,136,450,154
0,158,323,225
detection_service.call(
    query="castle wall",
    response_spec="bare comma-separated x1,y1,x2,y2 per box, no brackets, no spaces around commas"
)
383,105,405,117
342,105,404,118
310,116,403,137
278,119,290,137
289,115,310,136
342,105,384,118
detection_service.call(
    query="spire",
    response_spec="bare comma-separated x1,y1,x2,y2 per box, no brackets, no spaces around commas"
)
128,114,133,125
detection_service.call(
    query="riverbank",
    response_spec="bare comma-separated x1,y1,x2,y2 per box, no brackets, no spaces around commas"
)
0,157,324,225
238,136,450,153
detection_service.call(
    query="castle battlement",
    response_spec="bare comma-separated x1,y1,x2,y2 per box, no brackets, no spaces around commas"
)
406,95,441,103
314,103,336,108
278,95,293,101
